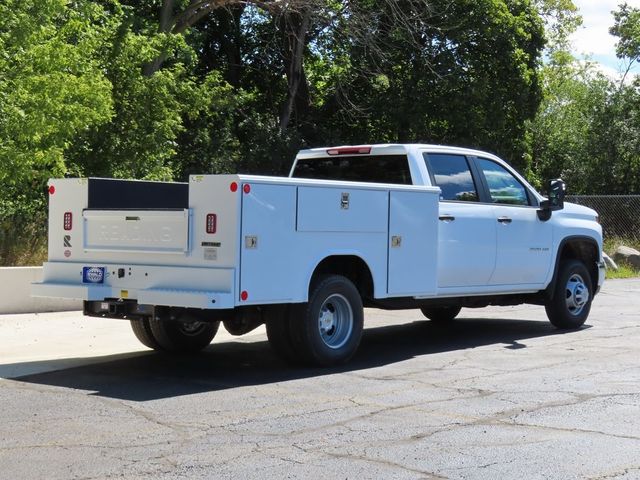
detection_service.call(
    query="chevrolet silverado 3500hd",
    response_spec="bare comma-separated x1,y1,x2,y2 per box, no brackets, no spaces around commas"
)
32,144,605,366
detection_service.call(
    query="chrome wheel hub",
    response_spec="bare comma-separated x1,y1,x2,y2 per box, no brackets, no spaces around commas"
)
317,294,353,349
565,273,589,316
179,320,207,336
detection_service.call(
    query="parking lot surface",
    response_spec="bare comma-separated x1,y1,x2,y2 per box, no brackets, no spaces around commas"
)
1,279,639,479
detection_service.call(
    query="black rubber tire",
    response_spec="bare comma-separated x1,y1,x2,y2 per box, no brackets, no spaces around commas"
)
420,306,462,322
130,318,163,350
149,312,219,353
265,305,302,364
545,259,593,329
289,275,364,367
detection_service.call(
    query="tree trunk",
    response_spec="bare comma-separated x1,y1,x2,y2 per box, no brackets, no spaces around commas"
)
144,0,233,77
279,10,311,134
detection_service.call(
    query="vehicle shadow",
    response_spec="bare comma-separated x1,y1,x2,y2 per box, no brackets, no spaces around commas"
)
6,317,590,401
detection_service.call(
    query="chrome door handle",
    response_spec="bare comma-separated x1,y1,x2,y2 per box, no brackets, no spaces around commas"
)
497,216,512,224
439,215,455,222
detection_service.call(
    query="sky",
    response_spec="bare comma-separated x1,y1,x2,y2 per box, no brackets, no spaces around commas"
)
570,0,640,77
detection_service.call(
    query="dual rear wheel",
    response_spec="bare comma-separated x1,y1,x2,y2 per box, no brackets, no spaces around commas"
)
266,275,364,367
130,312,219,353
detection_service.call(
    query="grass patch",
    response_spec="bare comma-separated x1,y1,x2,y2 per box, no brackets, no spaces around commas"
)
606,263,640,279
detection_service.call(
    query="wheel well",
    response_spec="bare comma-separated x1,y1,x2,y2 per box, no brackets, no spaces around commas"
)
557,238,599,289
311,255,374,301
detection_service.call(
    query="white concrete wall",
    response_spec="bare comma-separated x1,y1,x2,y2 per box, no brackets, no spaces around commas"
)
0,267,81,314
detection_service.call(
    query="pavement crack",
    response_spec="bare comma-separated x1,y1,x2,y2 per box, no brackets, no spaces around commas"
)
323,450,447,479
588,465,640,479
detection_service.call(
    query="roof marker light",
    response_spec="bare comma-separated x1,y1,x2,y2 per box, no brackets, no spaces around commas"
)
243,184,251,194
48,185,55,195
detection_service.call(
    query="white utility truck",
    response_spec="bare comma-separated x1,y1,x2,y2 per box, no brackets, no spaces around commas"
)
32,144,605,366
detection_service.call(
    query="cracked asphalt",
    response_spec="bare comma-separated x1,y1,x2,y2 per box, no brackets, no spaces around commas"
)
1,279,639,479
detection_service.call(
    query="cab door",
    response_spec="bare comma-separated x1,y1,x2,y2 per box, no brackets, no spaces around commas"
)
474,158,552,285
423,153,497,289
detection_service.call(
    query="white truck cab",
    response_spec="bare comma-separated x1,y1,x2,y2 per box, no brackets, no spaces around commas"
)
32,144,605,366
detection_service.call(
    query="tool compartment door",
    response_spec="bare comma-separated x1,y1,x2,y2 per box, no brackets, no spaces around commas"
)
387,190,439,296
239,183,298,304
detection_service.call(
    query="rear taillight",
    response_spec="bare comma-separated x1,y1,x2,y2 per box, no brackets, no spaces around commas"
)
327,146,371,155
63,212,73,230
206,214,217,234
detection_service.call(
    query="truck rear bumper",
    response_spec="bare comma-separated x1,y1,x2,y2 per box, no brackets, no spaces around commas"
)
31,261,236,309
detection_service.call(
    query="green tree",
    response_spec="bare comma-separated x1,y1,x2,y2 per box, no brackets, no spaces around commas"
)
308,0,545,172
529,0,640,196
611,2,640,84
0,0,113,264
529,56,611,192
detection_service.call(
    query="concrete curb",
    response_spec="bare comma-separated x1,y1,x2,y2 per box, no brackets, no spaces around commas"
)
0,267,81,314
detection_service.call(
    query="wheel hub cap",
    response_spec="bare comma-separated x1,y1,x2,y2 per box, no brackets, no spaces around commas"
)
565,273,589,316
317,294,353,350
179,320,206,335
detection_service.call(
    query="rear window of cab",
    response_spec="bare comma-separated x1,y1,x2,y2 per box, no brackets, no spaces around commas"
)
293,155,412,185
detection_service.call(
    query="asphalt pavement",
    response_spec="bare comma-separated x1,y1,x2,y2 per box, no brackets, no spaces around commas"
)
1,279,639,479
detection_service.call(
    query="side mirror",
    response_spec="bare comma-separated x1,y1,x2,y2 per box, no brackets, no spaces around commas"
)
547,178,566,210
537,178,566,221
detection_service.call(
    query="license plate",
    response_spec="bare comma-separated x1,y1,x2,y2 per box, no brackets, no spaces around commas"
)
82,266,105,284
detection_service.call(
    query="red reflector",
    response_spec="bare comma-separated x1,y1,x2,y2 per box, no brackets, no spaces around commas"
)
48,185,55,195
243,184,251,194
230,182,238,192
206,214,217,234
326,146,372,156
63,212,72,230
241,291,248,301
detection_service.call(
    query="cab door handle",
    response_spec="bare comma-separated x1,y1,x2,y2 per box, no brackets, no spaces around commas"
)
497,216,512,224
439,215,455,222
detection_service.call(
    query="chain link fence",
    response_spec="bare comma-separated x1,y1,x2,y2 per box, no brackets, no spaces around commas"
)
567,195,640,243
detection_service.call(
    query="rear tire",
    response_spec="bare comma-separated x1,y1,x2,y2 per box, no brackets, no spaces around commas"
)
290,275,364,367
545,259,593,329
130,318,162,350
420,306,462,322
149,311,219,353
265,305,301,364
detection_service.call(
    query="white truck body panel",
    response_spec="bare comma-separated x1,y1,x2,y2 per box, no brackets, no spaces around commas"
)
236,177,440,304
33,172,442,308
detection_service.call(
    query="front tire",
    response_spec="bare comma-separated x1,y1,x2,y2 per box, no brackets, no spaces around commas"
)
290,275,364,367
545,259,593,329
149,311,219,353
265,305,302,364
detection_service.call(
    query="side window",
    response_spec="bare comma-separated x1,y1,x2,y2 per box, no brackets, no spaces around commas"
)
477,158,529,206
423,153,479,202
